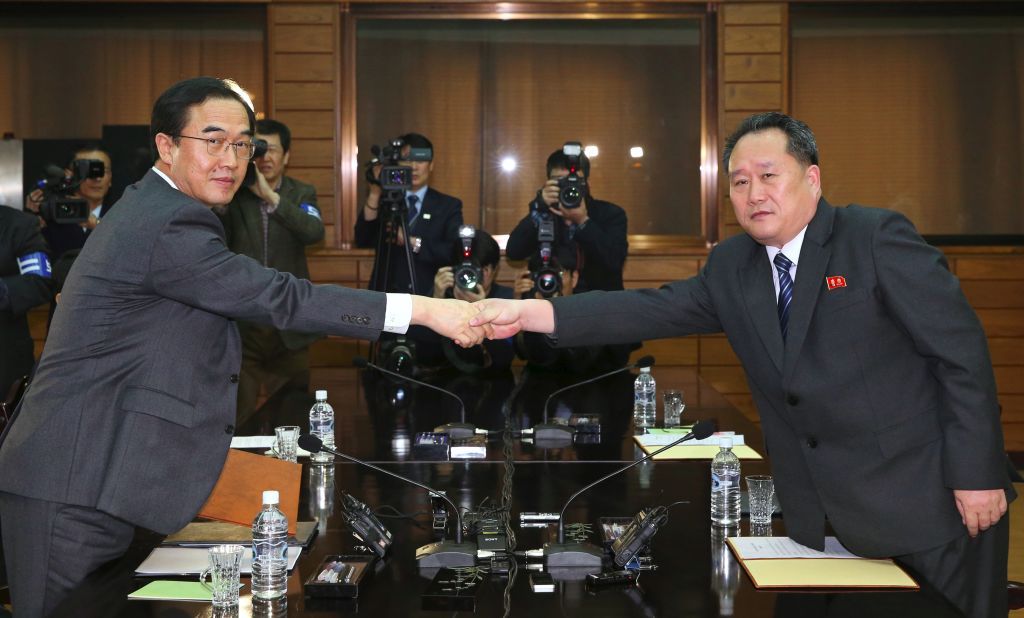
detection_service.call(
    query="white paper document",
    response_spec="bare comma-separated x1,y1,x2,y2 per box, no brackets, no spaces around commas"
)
727,536,859,560
135,546,302,575
635,431,745,447
229,436,311,457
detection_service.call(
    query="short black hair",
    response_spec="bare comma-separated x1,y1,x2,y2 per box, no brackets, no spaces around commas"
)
256,118,291,153
722,112,819,171
528,244,578,273
453,229,501,268
546,148,590,179
401,132,434,159
150,77,256,161
67,143,110,168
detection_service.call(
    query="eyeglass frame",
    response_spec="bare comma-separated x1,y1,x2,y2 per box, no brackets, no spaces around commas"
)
173,134,256,160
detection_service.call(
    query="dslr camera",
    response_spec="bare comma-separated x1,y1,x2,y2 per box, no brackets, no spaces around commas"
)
453,225,483,292
556,141,586,209
34,159,105,224
531,218,563,298
243,138,269,187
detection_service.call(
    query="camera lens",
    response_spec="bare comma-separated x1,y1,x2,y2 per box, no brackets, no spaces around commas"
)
455,265,480,290
535,269,562,297
560,185,582,208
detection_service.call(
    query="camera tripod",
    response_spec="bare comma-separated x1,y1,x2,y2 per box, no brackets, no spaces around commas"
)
369,187,419,365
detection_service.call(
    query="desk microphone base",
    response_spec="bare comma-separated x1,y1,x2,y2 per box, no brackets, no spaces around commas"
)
544,542,604,568
416,540,478,568
533,424,575,442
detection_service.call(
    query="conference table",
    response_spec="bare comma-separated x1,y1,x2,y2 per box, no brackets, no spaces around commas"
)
38,366,963,617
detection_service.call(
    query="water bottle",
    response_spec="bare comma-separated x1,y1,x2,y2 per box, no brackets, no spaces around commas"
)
633,367,656,428
710,437,741,527
251,490,288,599
309,390,335,464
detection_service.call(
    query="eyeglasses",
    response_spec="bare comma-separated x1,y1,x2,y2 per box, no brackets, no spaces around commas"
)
175,135,256,160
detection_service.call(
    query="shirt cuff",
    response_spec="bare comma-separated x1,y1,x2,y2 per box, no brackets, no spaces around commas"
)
383,293,412,333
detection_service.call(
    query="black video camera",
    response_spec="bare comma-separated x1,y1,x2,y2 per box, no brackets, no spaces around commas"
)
531,219,563,298
35,160,105,224
556,141,586,209
453,225,483,292
364,138,432,191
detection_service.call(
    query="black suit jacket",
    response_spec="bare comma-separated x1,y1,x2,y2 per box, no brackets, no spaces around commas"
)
0,208,54,391
550,198,1014,557
506,196,628,292
355,187,463,296
0,170,387,535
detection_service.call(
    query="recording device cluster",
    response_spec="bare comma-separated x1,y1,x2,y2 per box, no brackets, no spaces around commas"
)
340,492,394,558
453,225,483,292
34,159,105,224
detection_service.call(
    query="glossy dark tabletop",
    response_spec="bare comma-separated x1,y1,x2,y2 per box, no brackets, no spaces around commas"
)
41,367,963,617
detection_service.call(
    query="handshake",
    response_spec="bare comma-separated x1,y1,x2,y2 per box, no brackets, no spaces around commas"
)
412,297,555,347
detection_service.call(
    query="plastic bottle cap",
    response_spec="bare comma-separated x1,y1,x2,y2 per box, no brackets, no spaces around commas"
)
640,367,651,374
719,436,733,449
262,490,280,505
315,390,328,400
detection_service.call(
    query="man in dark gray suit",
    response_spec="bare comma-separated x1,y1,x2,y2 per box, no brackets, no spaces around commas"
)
0,77,487,617
474,112,1014,618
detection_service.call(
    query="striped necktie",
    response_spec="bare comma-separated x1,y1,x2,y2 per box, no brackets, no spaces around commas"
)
406,194,420,227
774,252,794,340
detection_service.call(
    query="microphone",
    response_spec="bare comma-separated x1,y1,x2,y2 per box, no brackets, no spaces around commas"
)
530,355,655,443
353,356,477,439
298,434,477,568
544,419,716,568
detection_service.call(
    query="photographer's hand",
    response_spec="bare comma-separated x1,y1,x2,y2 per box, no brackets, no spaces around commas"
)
363,165,383,221
540,179,560,207
24,189,43,214
433,266,455,299
550,202,589,226
513,269,534,300
250,168,280,208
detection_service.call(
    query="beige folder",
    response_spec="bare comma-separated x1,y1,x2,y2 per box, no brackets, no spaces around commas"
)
633,438,763,460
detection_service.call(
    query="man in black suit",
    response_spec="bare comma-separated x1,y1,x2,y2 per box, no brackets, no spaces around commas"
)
0,77,487,618
355,132,463,297
505,146,628,293
474,112,1013,618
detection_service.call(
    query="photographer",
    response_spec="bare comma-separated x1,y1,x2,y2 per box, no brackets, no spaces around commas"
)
505,145,628,293
432,228,514,373
25,146,112,261
512,246,632,373
354,133,463,296
0,206,54,393
215,118,325,424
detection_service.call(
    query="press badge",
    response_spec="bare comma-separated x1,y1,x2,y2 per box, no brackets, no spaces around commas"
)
17,251,52,279
300,203,321,220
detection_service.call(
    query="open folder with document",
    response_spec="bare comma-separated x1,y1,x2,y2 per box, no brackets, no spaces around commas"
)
726,536,918,589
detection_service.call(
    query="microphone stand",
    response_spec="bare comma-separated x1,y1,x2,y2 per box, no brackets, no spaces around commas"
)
355,357,477,440
544,419,715,568
299,435,477,568
531,356,655,444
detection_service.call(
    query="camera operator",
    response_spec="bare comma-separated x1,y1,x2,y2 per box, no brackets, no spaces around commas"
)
0,205,54,393
512,246,632,373
431,228,514,374
25,146,112,261
214,118,325,424
354,132,463,296
505,145,627,293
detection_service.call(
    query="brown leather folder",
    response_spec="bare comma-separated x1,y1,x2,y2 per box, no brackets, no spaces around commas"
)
198,449,301,535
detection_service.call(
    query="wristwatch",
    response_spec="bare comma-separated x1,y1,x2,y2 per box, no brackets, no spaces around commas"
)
412,236,422,254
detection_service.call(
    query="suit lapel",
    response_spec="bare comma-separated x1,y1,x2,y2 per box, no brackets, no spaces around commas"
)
740,244,785,373
782,199,835,381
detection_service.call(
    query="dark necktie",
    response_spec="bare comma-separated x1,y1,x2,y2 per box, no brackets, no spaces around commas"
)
406,194,419,227
774,252,794,340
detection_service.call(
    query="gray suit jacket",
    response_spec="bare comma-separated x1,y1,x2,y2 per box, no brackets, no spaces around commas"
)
551,198,1012,557
0,170,385,534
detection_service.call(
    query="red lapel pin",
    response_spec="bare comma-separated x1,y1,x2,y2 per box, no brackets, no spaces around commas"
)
826,276,847,290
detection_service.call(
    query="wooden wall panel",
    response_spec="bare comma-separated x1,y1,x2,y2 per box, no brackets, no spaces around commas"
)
274,83,336,110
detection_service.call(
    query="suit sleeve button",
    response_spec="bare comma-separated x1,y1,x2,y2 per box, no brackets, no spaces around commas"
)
806,437,818,448
225,424,235,435
786,394,799,406
229,374,239,383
